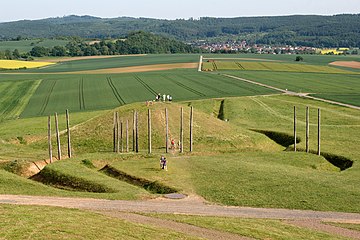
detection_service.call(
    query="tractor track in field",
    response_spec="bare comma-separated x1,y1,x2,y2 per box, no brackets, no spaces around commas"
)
38,80,57,115
179,75,228,95
134,75,157,95
162,75,206,97
106,77,126,105
1,194,360,239
78,78,85,110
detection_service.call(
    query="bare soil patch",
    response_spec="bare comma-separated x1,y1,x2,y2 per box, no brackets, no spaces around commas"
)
68,62,198,74
329,61,360,69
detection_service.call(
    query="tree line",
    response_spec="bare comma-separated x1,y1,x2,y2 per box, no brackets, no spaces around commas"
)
0,14,360,48
0,32,199,59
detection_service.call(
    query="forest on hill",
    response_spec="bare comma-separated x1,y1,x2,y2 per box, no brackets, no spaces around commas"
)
0,14,359,48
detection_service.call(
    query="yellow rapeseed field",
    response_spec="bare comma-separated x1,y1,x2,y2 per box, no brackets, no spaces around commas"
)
0,60,55,69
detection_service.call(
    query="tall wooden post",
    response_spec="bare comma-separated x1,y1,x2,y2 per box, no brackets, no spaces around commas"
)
66,109,71,158
318,108,321,156
180,107,184,153
121,121,123,153
294,106,296,152
116,112,120,153
148,109,152,154
135,111,139,153
133,111,136,151
190,106,193,152
113,112,116,152
306,106,309,153
48,116,53,163
126,119,129,152
165,108,169,153
55,112,61,160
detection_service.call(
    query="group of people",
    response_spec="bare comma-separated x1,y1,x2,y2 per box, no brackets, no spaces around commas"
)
155,93,172,102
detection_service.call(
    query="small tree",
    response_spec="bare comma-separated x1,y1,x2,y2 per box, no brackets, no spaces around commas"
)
295,56,304,62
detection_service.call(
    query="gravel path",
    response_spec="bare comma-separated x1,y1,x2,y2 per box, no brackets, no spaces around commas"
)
2,194,360,239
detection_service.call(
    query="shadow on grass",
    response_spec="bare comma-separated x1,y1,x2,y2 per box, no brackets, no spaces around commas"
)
100,165,178,194
252,129,354,171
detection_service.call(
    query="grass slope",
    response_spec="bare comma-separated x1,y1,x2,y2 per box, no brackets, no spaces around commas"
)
0,204,200,240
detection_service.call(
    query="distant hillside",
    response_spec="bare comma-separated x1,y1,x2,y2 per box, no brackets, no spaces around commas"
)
0,14,359,47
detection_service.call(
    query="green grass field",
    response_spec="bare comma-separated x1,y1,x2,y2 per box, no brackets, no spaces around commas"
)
0,54,359,239
0,39,68,53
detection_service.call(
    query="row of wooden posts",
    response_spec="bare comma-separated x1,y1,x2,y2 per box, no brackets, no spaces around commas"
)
47,106,194,162
293,106,321,155
48,110,72,163
113,106,194,154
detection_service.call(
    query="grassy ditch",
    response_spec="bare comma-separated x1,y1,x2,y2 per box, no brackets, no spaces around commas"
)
252,129,301,148
101,165,178,194
31,166,114,193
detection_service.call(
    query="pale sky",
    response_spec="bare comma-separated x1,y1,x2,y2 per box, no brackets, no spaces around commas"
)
1,0,360,22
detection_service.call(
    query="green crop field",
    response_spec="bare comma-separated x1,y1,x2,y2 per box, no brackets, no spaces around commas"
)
24,54,200,73
0,69,277,118
0,39,68,53
223,70,360,106
203,60,357,74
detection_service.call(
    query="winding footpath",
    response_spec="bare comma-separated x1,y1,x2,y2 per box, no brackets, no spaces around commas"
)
1,194,360,239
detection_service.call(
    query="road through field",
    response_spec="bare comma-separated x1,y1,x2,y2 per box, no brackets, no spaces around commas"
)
221,73,360,110
1,194,360,239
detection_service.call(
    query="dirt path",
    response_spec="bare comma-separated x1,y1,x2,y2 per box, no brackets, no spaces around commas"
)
101,211,251,240
221,73,360,110
287,220,360,239
1,194,360,239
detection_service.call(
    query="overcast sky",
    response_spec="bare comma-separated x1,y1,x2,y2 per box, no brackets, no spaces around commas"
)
1,0,360,22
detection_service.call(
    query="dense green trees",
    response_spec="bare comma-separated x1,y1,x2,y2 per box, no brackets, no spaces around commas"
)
0,14,359,48
25,31,198,57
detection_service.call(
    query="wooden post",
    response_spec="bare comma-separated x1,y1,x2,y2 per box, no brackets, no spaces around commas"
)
66,109,71,158
55,112,61,160
113,112,116,152
180,107,184,153
135,111,139,153
165,108,169,153
148,109,152,154
121,121,123,153
116,112,120,153
294,106,296,152
133,111,136,151
126,119,129,152
190,106,193,152
318,108,321,156
48,116,53,163
306,106,309,153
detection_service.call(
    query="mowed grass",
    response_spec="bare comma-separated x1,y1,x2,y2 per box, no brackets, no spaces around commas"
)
12,69,277,117
223,70,360,106
0,205,200,240
146,214,349,240
202,61,357,74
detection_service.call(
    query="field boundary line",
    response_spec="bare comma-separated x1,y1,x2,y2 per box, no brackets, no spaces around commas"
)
78,78,85,110
221,73,360,111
